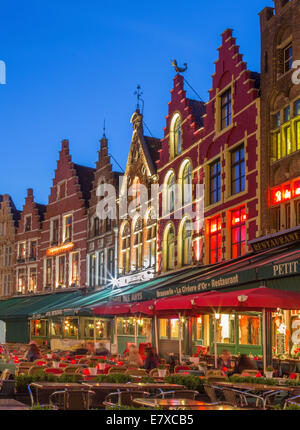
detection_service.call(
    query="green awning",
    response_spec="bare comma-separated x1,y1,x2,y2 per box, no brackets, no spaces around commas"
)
109,276,171,303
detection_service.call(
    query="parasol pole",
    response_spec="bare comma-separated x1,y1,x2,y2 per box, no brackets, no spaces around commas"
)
154,314,159,354
179,313,182,364
93,318,97,352
214,313,218,369
262,308,267,375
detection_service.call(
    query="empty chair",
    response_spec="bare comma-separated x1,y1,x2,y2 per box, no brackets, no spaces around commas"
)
203,384,224,404
63,366,81,374
104,390,150,408
222,388,265,409
108,366,127,374
50,389,95,410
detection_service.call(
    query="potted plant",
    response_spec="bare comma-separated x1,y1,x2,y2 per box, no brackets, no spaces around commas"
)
157,365,167,378
98,359,106,371
89,362,98,375
265,366,274,379
52,358,60,368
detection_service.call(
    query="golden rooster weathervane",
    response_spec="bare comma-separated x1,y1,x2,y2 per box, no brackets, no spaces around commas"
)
171,60,188,74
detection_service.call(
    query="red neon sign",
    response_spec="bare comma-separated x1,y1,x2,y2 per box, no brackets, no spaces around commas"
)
271,178,300,206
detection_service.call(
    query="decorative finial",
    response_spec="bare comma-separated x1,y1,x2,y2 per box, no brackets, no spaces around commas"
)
102,119,106,139
171,60,188,74
134,85,144,113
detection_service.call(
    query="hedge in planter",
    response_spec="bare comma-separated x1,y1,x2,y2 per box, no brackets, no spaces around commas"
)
165,375,206,392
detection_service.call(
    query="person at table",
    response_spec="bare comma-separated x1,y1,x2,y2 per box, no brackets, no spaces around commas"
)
95,342,111,357
144,347,159,371
124,344,144,368
233,354,257,374
24,342,41,362
217,350,233,373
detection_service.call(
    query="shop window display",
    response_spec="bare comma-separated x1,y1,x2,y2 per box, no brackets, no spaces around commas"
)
31,319,48,338
238,314,261,346
215,314,235,344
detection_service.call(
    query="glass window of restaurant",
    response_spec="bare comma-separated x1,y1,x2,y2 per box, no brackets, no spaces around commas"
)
159,319,179,340
63,318,79,338
50,318,63,338
31,319,48,338
83,318,111,339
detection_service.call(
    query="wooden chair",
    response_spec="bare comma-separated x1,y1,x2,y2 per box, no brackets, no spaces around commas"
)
149,368,170,377
207,369,228,382
28,365,46,376
125,368,148,377
108,366,127,374
49,389,95,410
222,387,265,409
103,390,150,408
15,363,33,376
78,358,89,364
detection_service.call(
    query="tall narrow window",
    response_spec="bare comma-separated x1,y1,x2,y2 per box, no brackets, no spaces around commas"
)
284,106,291,123
284,44,293,73
89,254,96,288
29,267,37,292
146,216,156,269
296,121,300,151
18,242,26,261
46,258,52,288
58,256,65,287
30,241,37,260
71,252,79,286
285,203,291,229
133,218,143,271
52,219,59,245
98,251,105,285
121,223,131,275
63,215,72,242
182,219,192,266
108,249,115,279
165,226,175,270
182,162,192,205
174,116,182,156
231,207,246,258
94,217,100,237
17,269,26,294
295,99,300,116
209,216,222,264
221,89,232,129
4,246,11,267
167,173,175,213
24,215,32,232
285,125,292,155
274,131,281,160
274,112,281,128
231,145,245,195
210,159,221,204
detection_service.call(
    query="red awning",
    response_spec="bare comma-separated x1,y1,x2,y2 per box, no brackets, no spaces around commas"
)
155,295,198,312
130,300,155,316
92,302,131,316
193,287,300,311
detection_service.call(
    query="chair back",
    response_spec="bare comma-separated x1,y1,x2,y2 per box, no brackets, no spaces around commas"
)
28,365,46,375
222,388,240,407
65,390,95,410
203,384,218,403
125,368,148,377
149,368,170,377
108,366,127,374
78,358,89,364
0,369,11,381
119,390,149,407
63,366,80,374
172,390,199,400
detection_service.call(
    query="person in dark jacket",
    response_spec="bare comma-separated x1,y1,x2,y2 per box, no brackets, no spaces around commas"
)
144,347,159,371
24,342,41,362
233,354,257,374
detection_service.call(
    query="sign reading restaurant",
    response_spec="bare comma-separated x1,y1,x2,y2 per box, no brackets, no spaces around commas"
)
249,227,300,253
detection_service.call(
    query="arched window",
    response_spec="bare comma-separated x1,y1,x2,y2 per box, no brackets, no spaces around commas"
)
133,217,143,271
166,173,175,213
163,225,175,271
174,116,182,156
132,177,141,207
181,219,192,266
182,162,192,205
120,223,131,275
145,210,156,269
94,217,100,237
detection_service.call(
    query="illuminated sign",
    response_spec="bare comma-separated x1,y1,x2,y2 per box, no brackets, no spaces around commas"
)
271,178,300,206
46,242,74,256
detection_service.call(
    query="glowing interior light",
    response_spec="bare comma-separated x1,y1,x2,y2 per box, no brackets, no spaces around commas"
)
295,188,300,196
283,189,291,200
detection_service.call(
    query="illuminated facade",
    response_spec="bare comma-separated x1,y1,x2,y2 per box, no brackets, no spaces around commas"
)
15,189,45,294
39,140,95,292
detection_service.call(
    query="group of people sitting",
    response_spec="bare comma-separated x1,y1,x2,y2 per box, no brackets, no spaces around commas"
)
217,349,258,376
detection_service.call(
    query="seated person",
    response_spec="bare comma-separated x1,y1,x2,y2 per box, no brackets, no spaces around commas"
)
217,350,233,372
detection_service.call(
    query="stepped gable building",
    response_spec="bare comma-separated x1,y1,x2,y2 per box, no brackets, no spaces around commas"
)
117,109,161,286
39,140,95,292
259,0,300,236
157,73,205,274
0,195,20,297
199,29,260,264
15,189,46,294
87,134,122,290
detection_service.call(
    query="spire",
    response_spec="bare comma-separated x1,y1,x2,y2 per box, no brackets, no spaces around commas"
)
134,85,144,114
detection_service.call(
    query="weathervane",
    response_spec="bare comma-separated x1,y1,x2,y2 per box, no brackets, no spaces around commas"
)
171,60,188,74
134,84,144,113
102,119,106,139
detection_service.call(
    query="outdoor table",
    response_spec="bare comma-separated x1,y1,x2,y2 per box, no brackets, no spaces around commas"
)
30,382,84,405
215,381,294,393
82,382,185,407
0,399,29,410
133,398,244,410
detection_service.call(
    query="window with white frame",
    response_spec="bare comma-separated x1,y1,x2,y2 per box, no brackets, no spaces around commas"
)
51,218,59,245
4,246,12,266
24,215,32,232
145,216,156,269
17,268,26,294
63,214,73,243
28,267,37,292
133,218,143,271
108,248,115,279
18,242,26,261
70,252,79,286
46,258,52,288
29,241,37,260
98,251,105,286
57,255,66,287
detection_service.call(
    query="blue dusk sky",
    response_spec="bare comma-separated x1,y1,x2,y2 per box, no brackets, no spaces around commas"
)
0,0,273,209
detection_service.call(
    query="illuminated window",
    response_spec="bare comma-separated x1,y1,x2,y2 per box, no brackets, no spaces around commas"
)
210,159,221,204
208,216,222,264
231,145,245,195
46,258,52,288
98,251,105,285
296,121,300,151
295,99,300,116
108,249,115,279
58,256,65,287
28,267,37,292
71,252,79,286
167,173,175,213
284,126,292,155
165,226,175,271
221,89,232,129
18,242,26,261
284,106,291,123
63,215,72,243
231,207,246,258
174,116,182,156
121,223,131,275
182,162,192,205
29,241,37,260
83,319,110,339
89,254,96,288
274,112,281,128
133,218,143,271
31,320,48,338
50,319,62,337
284,44,293,73
215,314,235,344
239,315,261,346
159,319,179,340
181,219,192,266
17,269,26,294
63,318,79,338
145,212,156,269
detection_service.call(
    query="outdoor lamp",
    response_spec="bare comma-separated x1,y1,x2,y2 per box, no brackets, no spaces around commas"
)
238,295,248,303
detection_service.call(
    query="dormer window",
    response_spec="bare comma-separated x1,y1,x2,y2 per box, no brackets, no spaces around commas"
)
284,43,293,73
170,113,182,159
221,88,232,130
63,214,73,243
24,215,32,232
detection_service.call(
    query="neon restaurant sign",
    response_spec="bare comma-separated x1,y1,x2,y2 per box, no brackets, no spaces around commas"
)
46,242,74,256
271,178,300,206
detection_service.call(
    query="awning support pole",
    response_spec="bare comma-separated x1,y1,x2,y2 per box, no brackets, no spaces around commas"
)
154,314,159,354
214,314,218,369
179,313,182,364
263,308,267,375
134,318,137,346
93,318,97,351
114,316,118,355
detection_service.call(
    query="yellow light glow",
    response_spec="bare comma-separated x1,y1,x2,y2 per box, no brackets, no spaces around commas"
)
46,242,74,256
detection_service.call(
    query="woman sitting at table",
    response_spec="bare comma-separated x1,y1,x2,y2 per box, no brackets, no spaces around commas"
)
144,347,159,371
233,354,257,374
217,350,233,373
124,344,144,368
24,342,41,362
